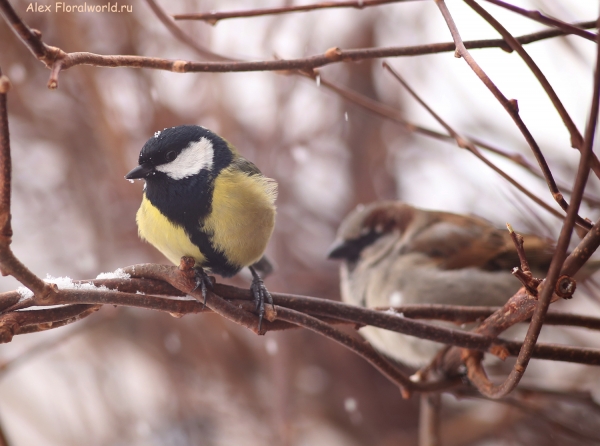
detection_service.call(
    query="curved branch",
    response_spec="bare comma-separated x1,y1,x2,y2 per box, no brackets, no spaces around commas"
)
436,0,592,230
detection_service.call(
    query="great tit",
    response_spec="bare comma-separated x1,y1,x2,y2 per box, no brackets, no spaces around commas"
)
125,125,278,328
328,201,600,365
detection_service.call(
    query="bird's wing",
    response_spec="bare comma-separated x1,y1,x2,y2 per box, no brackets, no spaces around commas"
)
230,156,263,176
405,212,554,272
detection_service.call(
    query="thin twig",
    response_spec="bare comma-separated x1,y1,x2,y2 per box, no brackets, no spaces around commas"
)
173,0,410,23
0,305,100,343
317,72,600,209
419,393,441,446
482,0,597,42
460,8,600,397
435,0,592,230
0,68,57,303
381,62,571,224
466,0,600,182
274,306,464,397
143,0,233,62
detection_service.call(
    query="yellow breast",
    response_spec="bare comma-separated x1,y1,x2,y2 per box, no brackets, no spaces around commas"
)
202,167,277,268
136,195,206,266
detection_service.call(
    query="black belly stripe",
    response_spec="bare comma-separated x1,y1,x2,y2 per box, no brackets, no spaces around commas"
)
186,225,240,277
145,171,242,277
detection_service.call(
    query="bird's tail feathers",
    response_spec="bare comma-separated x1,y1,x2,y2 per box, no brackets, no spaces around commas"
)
251,255,275,278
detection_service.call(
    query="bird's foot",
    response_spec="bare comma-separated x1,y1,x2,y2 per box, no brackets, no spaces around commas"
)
192,267,214,307
249,266,274,332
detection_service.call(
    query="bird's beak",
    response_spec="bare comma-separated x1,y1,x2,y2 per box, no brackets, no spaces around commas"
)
327,239,350,259
125,163,153,180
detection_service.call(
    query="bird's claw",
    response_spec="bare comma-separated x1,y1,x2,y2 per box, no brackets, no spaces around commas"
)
249,266,274,332
192,267,214,307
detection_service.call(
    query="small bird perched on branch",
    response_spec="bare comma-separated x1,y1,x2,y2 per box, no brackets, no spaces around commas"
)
126,125,277,328
328,201,599,366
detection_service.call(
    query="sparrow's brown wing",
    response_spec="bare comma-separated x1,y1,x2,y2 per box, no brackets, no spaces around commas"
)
405,211,554,272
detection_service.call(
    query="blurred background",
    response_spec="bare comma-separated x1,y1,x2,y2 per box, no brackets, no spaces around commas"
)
1,0,600,444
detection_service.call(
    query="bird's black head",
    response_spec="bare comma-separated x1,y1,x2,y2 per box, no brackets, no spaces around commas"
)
125,125,234,182
125,125,236,227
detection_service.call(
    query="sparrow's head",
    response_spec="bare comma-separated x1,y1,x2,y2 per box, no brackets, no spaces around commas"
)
327,201,416,263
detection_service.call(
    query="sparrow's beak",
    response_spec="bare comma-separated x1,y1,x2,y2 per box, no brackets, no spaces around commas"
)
327,239,351,259
125,163,153,180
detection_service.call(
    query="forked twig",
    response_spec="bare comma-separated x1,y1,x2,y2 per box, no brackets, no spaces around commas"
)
466,0,600,181
455,4,600,396
435,0,592,230
381,62,574,224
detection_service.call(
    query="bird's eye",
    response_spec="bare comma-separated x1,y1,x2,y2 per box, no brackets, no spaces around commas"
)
165,151,177,162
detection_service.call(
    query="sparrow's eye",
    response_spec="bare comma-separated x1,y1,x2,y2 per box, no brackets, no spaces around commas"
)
165,151,177,162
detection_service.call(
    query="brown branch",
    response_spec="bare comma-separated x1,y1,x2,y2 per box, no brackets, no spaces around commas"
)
0,0,595,89
316,72,600,209
124,259,267,334
376,304,600,331
466,0,600,182
0,70,11,240
274,307,477,396
6,280,600,332
435,0,592,230
275,306,418,397
482,0,597,42
461,3,600,399
0,305,100,343
381,62,571,224
0,68,57,303
232,288,600,366
143,0,234,62
173,0,408,23
0,0,53,60
1,262,600,405
419,393,441,446
506,223,542,294
507,224,531,274
563,219,600,276
450,30,600,396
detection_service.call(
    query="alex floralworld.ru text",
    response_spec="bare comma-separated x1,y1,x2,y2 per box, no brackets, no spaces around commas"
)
26,2,133,13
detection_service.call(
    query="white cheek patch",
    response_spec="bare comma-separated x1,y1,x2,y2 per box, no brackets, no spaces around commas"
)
156,137,214,180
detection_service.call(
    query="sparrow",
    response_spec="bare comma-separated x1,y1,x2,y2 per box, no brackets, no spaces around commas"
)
327,201,597,365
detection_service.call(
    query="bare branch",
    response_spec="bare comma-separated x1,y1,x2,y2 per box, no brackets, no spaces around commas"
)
0,68,57,303
435,0,592,230
381,63,573,224
466,0,600,181
460,2,600,399
143,0,233,62
0,305,100,343
482,0,597,42
0,0,595,89
173,0,411,23
419,393,441,446
275,306,417,397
